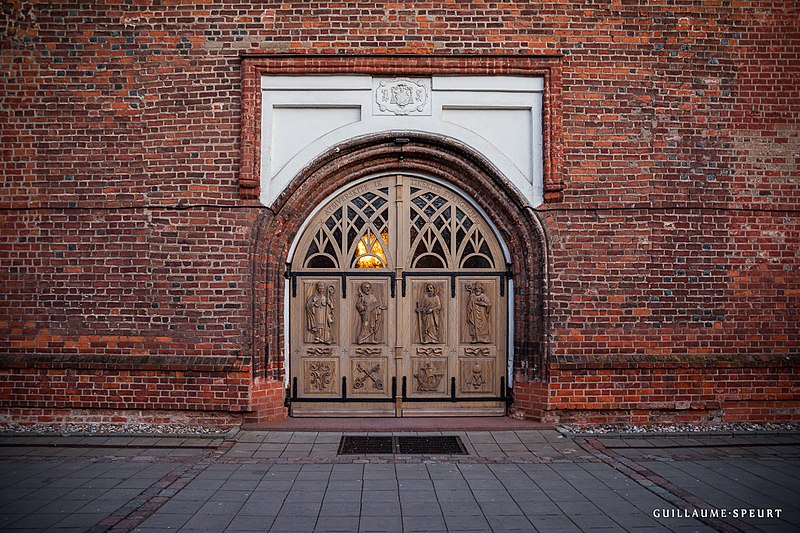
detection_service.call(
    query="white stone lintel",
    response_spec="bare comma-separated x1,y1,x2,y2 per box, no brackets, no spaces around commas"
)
260,75,544,208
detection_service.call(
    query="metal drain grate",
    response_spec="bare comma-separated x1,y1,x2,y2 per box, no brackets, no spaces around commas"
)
337,436,393,455
337,436,467,455
398,436,467,455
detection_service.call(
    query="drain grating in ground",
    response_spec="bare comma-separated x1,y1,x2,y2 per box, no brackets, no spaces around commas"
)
337,435,467,455
337,436,394,454
398,436,467,455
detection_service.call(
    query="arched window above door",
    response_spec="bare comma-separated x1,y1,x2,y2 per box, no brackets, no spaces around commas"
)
302,186,393,270
299,179,502,273
408,186,497,270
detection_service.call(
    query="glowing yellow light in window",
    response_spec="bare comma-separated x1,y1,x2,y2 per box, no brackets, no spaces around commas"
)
355,230,389,269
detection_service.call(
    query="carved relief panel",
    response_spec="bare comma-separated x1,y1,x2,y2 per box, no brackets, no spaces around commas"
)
412,280,447,345
303,358,338,395
460,280,496,345
459,358,495,394
351,358,389,395
412,357,448,395
456,278,505,397
351,280,388,345
293,279,342,398
302,280,339,345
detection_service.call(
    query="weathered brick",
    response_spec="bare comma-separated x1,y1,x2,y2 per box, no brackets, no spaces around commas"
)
1,2,797,425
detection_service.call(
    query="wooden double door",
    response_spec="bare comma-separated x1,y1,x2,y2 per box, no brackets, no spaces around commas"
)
288,175,509,416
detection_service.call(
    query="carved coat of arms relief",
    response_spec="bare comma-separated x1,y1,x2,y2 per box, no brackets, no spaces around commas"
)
375,78,430,116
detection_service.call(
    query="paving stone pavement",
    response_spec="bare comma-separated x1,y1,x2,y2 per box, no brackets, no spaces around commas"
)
0,429,798,532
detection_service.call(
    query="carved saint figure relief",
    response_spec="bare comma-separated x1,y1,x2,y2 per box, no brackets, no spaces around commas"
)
355,282,386,344
415,282,442,344
305,282,335,344
465,282,492,343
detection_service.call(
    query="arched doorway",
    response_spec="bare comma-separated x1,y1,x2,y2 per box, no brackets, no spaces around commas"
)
287,174,511,416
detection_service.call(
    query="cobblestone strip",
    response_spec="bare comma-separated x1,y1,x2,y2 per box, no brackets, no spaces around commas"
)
101,441,236,532
214,454,588,465
578,437,759,533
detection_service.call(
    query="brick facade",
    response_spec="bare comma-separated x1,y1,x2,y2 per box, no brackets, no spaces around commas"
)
1,2,798,426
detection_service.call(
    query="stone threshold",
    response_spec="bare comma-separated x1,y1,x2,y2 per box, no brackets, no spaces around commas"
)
242,416,554,432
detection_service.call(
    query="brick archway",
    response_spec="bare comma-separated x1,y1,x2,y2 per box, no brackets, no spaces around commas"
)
250,132,549,420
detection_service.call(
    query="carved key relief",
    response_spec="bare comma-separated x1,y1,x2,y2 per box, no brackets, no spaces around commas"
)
414,281,446,344
353,281,387,345
351,358,388,394
304,281,338,345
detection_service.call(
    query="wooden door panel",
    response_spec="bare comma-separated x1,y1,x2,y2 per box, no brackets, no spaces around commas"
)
289,175,508,416
292,278,342,399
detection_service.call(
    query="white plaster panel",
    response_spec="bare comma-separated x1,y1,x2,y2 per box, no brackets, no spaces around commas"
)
441,107,533,183
271,106,361,176
260,75,544,207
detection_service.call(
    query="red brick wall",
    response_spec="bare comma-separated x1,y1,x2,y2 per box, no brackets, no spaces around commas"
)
546,210,799,364
515,363,799,426
1,2,798,424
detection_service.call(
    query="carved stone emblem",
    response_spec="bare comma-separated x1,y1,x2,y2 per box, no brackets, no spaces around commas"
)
415,282,442,344
465,282,492,343
376,78,428,115
305,282,335,344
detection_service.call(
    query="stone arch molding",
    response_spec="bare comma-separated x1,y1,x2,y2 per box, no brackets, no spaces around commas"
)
259,74,544,208
252,132,548,384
